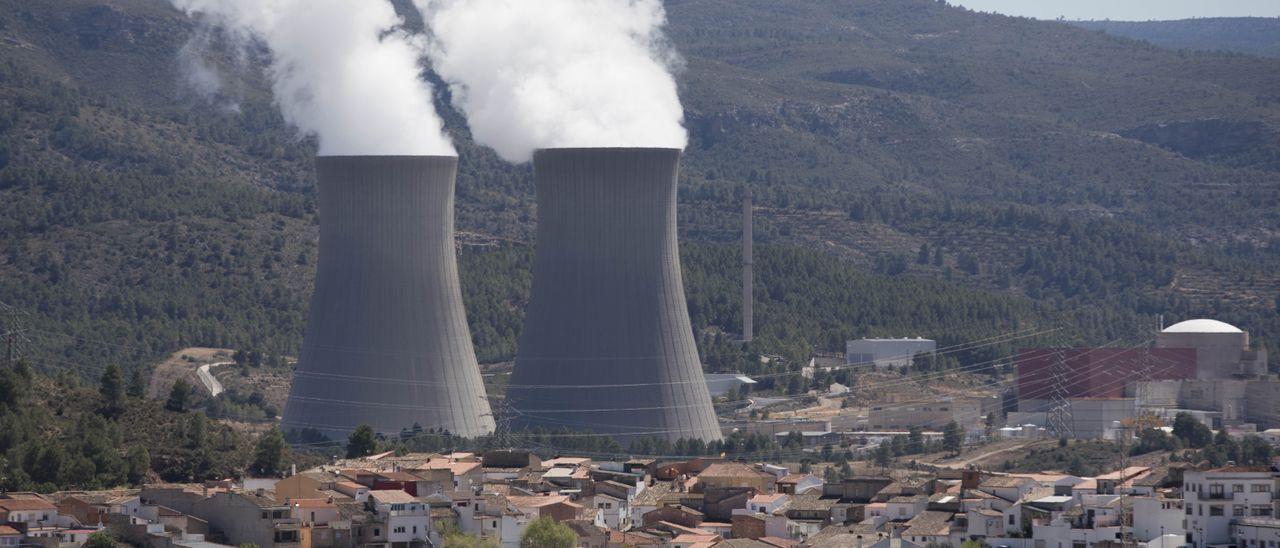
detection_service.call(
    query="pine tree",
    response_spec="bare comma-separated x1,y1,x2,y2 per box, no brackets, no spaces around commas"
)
943,421,964,456
127,367,146,398
99,363,125,415
165,379,191,412
252,428,287,476
347,424,377,458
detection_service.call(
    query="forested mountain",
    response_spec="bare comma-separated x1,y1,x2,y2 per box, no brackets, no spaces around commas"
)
0,0,1276,381
1070,18,1280,59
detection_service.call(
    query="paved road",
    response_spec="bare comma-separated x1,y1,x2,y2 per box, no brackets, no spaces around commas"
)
197,362,232,397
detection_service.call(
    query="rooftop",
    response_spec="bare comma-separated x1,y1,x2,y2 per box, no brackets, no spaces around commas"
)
292,498,337,509
369,490,416,504
978,476,1036,489
506,495,571,509
699,462,774,479
0,497,57,511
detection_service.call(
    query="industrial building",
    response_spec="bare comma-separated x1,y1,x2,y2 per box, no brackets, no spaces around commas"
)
703,374,758,398
1016,319,1273,436
866,395,998,433
1015,347,1197,412
282,156,495,439
506,148,722,443
1155,318,1268,379
845,338,936,369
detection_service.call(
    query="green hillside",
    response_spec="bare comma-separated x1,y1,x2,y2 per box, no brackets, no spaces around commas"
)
0,0,1275,381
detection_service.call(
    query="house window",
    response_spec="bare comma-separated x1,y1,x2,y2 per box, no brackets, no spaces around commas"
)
394,527,405,533
1234,484,1245,493
1253,485,1271,492
1009,514,1016,525
1210,506,1224,517
1186,505,1193,515
374,528,381,537
1235,506,1246,517
1211,484,1224,497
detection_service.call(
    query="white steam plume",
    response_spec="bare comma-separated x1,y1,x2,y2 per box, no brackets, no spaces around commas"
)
418,0,687,163
171,0,454,156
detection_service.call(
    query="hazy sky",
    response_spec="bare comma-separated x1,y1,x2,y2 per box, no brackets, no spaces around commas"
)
950,0,1280,21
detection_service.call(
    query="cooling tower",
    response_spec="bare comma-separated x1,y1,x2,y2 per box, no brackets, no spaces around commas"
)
282,156,495,440
506,148,722,443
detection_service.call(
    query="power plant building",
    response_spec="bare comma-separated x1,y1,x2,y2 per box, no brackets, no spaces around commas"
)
505,148,722,443
1016,319,1276,433
282,156,495,439
1155,319,1267,379
845,338,936,369
1015,347,1197,412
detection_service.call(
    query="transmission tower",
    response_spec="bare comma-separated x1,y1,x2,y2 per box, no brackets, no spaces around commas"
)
1046,348,1075,439
0,301,30,368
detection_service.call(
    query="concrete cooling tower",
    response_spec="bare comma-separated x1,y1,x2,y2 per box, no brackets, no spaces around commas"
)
506,148,722,443
282,156,495,439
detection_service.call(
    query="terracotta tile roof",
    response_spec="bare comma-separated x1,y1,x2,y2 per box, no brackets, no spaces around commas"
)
0,497,56,511
787,492,836,512
1202,466,1272,473
369,490,416,504
979,476,1034,488
903,510,954,537
374,471,421,482
749,493,788,505
0,526,20,536
1096,466,1150,480
1072,479,1098,491
506,495,571,509
608,530,661,545
698,463,773,479
633,482,675,506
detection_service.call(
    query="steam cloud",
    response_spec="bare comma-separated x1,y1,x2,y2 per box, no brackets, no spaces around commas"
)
171,0,454,156
418,0,687,163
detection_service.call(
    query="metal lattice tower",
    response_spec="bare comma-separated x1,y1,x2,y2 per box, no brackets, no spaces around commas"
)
1046,348,1075,439
0,301,30,367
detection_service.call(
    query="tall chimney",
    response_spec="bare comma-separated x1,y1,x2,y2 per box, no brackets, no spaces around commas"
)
506,148,722,443
282,156,495,439
743,187,753,343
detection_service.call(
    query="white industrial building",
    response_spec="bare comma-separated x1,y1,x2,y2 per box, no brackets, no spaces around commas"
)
703,373,758,397
1184,467,1275,547
846,337,936,369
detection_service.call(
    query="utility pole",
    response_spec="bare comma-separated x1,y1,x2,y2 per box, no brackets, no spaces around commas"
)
1117,422,1133,547
742,186,754,343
